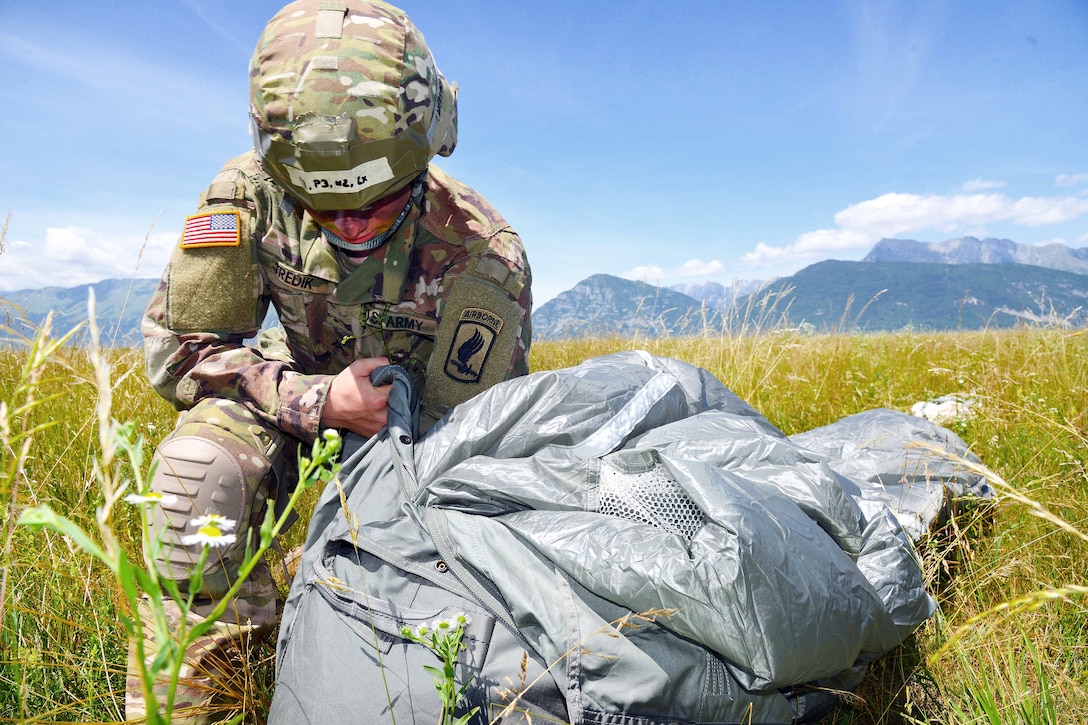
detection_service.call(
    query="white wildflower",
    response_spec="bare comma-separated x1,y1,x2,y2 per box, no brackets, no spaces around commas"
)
124,491,177,506
181,513,237,548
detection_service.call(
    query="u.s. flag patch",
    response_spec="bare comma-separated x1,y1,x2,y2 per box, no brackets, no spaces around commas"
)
180,211,241,249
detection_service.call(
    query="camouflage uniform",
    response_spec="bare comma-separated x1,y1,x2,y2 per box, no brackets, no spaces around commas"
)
143,156,531,429
130,0,530,716
132,154,531,722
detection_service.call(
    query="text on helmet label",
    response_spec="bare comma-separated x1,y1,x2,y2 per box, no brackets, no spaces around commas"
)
285,157,395,195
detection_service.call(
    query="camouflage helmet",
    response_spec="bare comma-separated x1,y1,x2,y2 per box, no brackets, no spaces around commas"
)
249,0,458,211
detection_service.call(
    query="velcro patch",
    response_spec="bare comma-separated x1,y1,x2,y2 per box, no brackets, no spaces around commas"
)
424,272,521,420
180,211,241,249
443,308,503,383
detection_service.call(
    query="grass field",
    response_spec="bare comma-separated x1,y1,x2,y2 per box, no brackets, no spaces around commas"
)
1,304,1086,722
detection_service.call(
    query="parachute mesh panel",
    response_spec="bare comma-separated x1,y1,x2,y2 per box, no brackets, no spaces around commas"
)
598,460,706,541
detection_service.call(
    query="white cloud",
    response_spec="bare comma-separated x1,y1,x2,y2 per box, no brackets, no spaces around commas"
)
0,226,175,292
622,259,725,282
960,178,1005,192
624,264,666,280
789,228,872,255
1007,195,1088,225
744,191,1088,269
1056,173,1088,188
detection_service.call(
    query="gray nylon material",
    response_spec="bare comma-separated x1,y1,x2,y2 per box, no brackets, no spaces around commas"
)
568,370,678,460
792,408,991,541
272,351,981,723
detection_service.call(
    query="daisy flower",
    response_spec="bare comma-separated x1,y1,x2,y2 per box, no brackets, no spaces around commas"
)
431,617,455,633
181,513,237,548
124,491,178,506
430,612,470,633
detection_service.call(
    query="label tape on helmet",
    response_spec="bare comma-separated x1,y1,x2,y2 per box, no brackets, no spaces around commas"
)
285,157,395,196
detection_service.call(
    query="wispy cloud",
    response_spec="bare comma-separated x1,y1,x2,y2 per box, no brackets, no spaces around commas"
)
178,0,257,56
743,191,1088,269
0,227,175,292
1056,173,1088,188
622,259,726,283
961,178,1006,192
0,33,238,135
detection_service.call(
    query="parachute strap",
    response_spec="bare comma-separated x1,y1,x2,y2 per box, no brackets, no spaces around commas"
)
568,372,679,460
315,2,348,38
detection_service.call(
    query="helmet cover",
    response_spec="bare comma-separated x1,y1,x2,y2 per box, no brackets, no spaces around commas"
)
250,0,457,210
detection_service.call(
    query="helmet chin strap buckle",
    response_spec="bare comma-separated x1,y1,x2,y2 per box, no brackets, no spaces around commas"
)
322,227,386,253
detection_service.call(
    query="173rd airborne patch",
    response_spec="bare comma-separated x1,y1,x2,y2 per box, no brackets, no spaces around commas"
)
444,307,503,383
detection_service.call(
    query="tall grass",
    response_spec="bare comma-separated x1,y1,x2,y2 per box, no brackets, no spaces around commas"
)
2,263,1085,724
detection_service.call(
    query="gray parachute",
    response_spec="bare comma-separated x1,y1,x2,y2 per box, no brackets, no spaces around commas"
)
269,351,988,724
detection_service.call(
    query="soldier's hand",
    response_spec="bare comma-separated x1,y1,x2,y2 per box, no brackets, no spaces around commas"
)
321,357,391,438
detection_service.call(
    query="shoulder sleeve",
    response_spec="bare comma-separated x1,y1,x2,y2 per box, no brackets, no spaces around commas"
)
142,155,332,441
421,225,533,424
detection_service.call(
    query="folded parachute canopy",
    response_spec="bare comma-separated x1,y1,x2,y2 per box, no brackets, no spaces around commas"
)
270,351,989,724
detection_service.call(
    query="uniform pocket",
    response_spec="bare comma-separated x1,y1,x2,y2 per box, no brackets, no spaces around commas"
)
308,539,495,664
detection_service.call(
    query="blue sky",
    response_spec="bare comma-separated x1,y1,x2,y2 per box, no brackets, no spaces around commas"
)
1,1,1087,304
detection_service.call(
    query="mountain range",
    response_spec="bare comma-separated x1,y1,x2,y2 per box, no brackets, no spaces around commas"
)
2,277,159,346
864,236,1088,273
533,236,1088,338
754,259,1088,332
4,236,1087,344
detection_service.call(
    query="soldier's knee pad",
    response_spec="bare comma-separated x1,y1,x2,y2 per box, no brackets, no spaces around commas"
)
150,435,248,598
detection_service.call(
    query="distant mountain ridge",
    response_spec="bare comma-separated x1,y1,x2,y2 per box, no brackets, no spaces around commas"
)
534,236,1088,337
531,261,1088,339
755,260,1088,331
864,236,1088,275
3,278,159,346
7,237,1088,345
532,274,720,340
668,279,766,310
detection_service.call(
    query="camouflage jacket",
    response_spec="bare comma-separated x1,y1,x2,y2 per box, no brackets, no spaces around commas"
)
143,151,532,442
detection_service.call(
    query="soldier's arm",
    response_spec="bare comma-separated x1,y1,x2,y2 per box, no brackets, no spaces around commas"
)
142,169,335,443
142,276,336,443
320,357,392,437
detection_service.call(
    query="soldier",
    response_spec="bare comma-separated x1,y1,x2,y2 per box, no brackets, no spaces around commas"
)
130,0,532,720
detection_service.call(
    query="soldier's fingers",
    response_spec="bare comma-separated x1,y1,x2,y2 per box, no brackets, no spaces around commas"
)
349,356,391,378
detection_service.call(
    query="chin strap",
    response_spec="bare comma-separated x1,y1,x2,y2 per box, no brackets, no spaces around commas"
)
321,172,428,253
